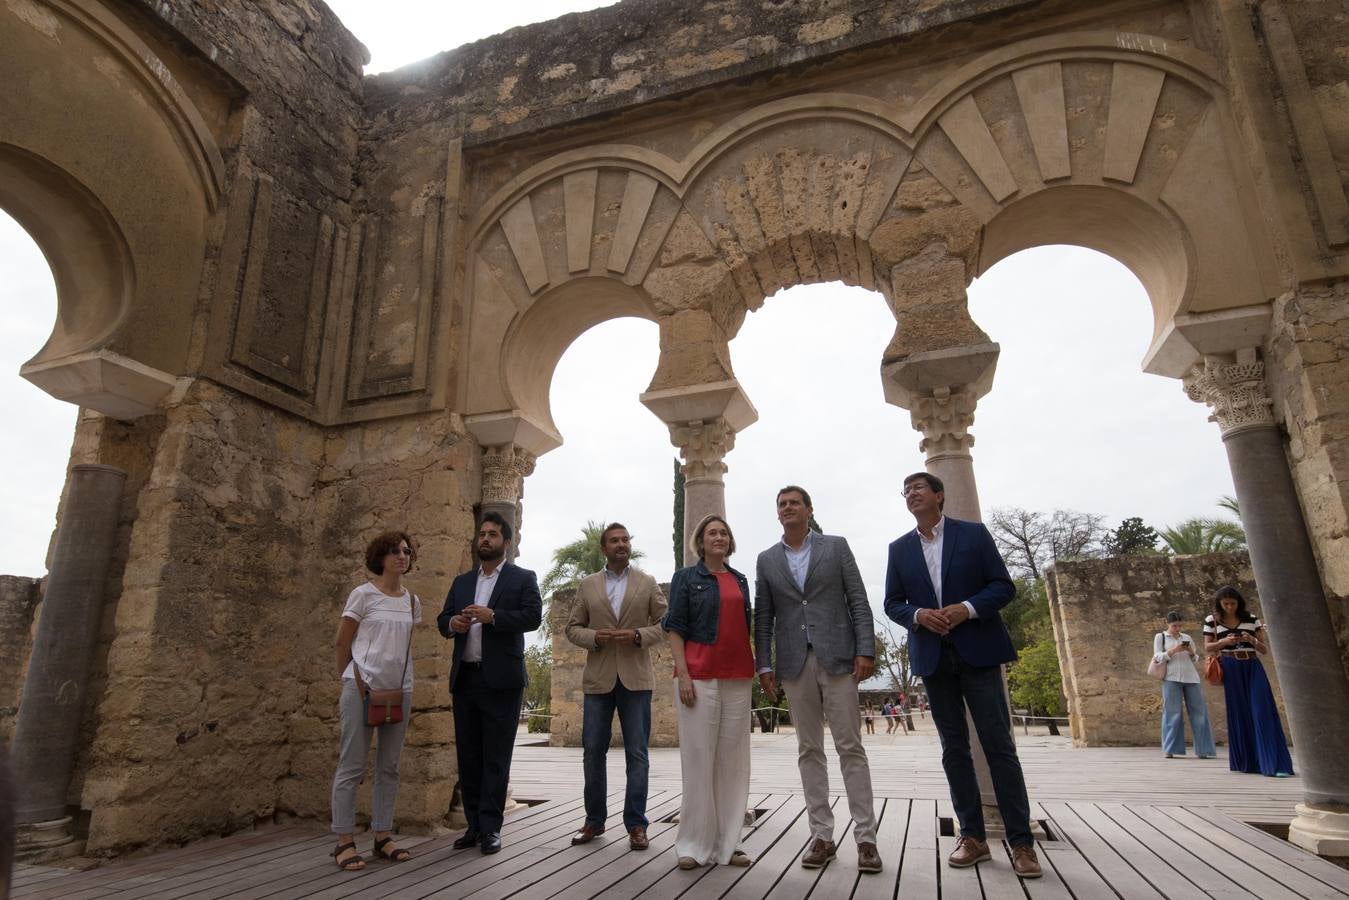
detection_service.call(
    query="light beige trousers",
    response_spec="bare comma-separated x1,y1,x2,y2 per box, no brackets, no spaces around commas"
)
781,650,878,844
674,677,752,864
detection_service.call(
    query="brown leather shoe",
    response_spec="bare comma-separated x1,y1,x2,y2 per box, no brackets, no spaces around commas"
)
801,837,837,869
628,827,649,850
1011,844,1042,879
857,841,883,873
947,836,991,868
570,823,604,845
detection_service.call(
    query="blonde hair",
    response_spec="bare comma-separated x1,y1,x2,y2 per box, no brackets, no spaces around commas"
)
690,514,736,560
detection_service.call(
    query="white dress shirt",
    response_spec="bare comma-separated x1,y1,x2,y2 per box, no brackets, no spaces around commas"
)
604,565,629,618
917,517,977,620
462,565,499,663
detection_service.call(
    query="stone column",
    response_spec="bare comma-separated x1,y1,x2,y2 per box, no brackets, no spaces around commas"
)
481,443,536,558
1186,349,1349,856
11,463,125,858
641,380,758,566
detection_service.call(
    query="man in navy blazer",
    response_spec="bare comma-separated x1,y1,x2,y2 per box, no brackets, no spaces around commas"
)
883,472,1041,879
437,512,542,855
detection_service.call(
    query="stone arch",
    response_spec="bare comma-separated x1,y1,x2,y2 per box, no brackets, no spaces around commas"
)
1,0,227,417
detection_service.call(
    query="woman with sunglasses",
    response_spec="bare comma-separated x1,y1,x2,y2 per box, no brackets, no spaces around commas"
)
330,531,422,870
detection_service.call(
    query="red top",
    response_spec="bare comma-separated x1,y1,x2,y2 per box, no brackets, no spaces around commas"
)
683,572,755,680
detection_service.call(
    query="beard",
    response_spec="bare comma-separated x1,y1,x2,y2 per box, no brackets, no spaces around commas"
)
478,543,505,562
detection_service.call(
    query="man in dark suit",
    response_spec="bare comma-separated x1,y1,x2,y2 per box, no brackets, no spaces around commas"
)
438,512,542,855
883,472,1041,880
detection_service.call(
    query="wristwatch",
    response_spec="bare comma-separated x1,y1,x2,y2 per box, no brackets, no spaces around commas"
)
633,629,641,646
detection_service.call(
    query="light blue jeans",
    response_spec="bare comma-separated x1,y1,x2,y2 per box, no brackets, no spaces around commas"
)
1161,679,1216,757
331,678,411,833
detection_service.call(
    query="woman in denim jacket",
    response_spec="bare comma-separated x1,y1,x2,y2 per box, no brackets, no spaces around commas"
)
663,514,755,870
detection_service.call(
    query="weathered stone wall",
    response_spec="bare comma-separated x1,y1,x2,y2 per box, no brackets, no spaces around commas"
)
0,575,42,746
1046,552,1290,748
548,585,678,749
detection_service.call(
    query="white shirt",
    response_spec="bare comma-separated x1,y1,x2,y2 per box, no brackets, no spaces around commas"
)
341,583,421,691
917,516,978,619
604,565,629,618
463,566,499,663
782,531,814,592
1153,632,1201,683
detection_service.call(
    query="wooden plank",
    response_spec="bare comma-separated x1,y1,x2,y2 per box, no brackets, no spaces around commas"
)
1016,842,1074,900
978,842,1034,900
1038,844,1117,900
1069,802,1209,900
845,798,909,900
1040,801,1165,900
937,835,985,900
1110,805,1258,899
1186,806,1349,895
896,799,939,900
766,808,845,899
677,795,809,900
1159,806,1347,900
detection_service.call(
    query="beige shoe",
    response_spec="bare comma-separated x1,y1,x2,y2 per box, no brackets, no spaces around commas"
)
1011,844,1043,879
729,850,751,867
947,836,991,868
677,856,700,870
801,837,837,869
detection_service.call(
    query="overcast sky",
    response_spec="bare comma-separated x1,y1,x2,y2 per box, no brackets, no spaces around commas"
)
1,2,1236,641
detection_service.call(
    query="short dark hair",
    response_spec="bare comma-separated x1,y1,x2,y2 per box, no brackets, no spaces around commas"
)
1165,610,1182,623
365,530,415,575
1212,585,1249,619
691,514,736,560
903,471,945,511
598,522,629,547
776,485,813,509
479,511,513,542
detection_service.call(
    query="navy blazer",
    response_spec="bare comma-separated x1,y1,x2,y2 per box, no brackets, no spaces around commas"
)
883,517,1016,678
437,562,543,691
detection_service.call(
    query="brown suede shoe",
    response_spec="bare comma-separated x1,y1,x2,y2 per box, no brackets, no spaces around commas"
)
1011,844,1042,879
857,841,883,873
628,827,649,850
801,837,837,869
570,824,604,846
947,836,991,868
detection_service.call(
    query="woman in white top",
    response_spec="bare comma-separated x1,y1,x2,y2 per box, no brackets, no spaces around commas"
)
1153,611,1215,759
330,531,422,871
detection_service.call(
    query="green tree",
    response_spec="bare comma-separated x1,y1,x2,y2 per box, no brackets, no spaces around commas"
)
1104,516,1160,556
1159,518,1246,555
540,521,646,633
1001,578,1051,650
524,644,552,731
874,626,917,730
672,459,685,564
807,514,823,534
1218,495,1241,518
1007,638,1065,719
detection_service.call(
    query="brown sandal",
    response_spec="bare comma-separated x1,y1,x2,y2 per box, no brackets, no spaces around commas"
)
373,836,411,862
332,841,365,870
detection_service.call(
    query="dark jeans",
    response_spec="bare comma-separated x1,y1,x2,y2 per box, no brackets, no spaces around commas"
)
582,680,652,831
923,642,1033,847
452,667,523,836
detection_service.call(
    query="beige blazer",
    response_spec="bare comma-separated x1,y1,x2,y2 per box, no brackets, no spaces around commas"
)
565,566,668,693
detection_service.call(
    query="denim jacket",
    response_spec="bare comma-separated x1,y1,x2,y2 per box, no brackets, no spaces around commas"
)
661,560,752,645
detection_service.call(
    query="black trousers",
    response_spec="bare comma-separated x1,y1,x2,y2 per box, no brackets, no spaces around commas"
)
452,666,523,835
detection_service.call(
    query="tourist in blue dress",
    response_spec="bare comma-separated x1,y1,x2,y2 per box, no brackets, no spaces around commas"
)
1203,586,1293,777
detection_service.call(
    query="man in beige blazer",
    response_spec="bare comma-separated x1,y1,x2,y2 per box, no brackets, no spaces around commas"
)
564,522,668,850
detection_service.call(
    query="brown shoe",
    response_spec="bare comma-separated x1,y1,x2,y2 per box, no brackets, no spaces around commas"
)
857,841,883,873
628,827,649,850
947,836,991,868
1011,844,1042,879
801,837,837,869
570,823,604,845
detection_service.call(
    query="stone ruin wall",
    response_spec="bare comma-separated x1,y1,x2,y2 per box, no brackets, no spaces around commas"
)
0,576,41,746
1046,552,1290,748
548,585,679,749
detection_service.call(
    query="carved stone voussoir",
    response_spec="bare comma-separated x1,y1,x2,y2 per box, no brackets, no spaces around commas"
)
909,386,978,457
1184,356,1276,436
481,444,537,505
671,418,735,481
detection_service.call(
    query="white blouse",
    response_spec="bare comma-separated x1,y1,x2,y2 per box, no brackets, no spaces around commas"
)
341,583,421,691
1153,632,1201,684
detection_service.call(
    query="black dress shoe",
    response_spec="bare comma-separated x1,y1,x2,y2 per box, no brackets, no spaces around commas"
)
480,832,502,854
452,830,480,850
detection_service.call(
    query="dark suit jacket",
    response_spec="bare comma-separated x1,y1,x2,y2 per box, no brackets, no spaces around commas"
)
883,517,1016,678
437,562,543,691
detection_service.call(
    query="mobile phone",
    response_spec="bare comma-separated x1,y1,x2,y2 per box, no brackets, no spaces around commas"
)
1181,639,1191,646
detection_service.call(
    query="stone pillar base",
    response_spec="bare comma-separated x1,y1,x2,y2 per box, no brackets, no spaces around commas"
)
1289,803,1349,857
16,815,85,863
972,806,1048,842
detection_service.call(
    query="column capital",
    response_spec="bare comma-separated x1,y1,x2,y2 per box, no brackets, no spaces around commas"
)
1183,349,1276,438
909,386,979,460
669,417,736,482
481,443,536,505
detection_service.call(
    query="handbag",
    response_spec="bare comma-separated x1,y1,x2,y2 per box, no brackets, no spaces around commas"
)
1203,653,1223,686
353,593,416,727
1147,633,1168,680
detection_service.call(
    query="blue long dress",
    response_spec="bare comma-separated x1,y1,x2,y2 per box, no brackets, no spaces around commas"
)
1206,615,1293,777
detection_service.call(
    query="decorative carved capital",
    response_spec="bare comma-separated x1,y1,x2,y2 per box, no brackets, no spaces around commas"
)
909,386,978,458
670,418,735,481
1183,353,1275,437
481,443,537,505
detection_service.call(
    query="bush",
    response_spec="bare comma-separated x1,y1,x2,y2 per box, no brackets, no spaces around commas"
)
527,709,551,733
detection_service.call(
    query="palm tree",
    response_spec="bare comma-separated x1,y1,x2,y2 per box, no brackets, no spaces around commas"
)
1159,518,1246,555
1218,495,1241,518
540,520,645,598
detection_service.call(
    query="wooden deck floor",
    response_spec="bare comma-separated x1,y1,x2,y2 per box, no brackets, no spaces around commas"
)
14,729,1345,899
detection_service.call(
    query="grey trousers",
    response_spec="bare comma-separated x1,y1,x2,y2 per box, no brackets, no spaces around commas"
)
781,650,878,844
331,678,411,834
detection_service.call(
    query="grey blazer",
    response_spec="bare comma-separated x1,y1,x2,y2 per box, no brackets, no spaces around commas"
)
754,533,875,679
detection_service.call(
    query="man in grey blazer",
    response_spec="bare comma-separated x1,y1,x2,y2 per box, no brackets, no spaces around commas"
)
756,486,881,874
